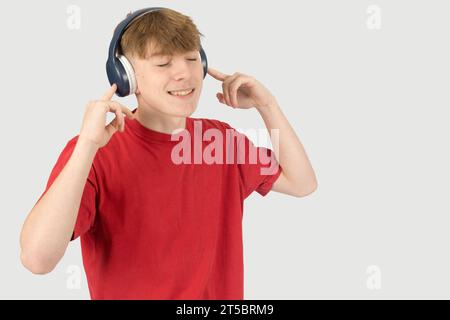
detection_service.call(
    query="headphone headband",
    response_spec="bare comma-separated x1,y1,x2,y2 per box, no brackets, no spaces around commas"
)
108,7,163,63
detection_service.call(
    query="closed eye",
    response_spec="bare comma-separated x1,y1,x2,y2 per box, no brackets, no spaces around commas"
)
157,58,198,67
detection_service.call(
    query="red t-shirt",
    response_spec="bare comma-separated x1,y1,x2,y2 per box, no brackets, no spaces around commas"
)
37,109,282,300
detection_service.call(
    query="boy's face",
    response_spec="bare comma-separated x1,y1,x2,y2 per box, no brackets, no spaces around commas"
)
130,46,203,118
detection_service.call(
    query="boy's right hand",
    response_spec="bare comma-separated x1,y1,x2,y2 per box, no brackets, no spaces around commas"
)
79,84,135,149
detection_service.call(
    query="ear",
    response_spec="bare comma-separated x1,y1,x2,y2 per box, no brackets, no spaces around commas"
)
135,82,140,95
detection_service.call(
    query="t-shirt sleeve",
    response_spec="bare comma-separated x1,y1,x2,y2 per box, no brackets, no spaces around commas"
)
34,136,98,241
220,121,283,199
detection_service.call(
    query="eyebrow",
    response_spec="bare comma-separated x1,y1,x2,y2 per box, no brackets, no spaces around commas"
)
149,51,197,59
149,52,171,58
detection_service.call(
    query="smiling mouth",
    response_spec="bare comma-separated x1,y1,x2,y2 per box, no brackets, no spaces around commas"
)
167,88,195,97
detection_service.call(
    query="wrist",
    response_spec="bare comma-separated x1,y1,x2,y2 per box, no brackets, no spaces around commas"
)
256,97,280,115
77,135,100,152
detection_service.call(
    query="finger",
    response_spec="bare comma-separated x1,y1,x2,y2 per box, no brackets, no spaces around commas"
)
106,117,119,136
105,101,125,132
222,81,230,106
216,93,232,108
101,84,117,101
229,77,244,108
122,106,135,119
115,104,125,132
106,100,135,119
222,74,238,106
207,67,228,81
216,92,224,104
106,101,135,121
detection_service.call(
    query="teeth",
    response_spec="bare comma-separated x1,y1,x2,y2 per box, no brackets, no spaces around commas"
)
169,89,193,96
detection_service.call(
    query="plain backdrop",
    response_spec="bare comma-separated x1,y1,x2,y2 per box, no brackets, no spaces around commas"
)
1,0,449,299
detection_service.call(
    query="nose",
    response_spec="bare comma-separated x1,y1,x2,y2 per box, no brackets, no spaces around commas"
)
171,59,191,81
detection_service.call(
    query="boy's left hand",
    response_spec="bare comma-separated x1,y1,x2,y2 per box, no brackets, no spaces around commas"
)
208,67,276,110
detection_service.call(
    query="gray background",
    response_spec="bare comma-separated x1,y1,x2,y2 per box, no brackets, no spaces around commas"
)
1,0,449,299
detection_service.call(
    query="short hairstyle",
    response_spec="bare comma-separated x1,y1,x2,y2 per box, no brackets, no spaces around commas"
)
118,8,205,59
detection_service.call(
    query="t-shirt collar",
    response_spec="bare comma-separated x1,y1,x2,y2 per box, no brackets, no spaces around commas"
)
126,108,192,143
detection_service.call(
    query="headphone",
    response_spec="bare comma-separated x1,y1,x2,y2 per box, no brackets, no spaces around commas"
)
106,7,208,97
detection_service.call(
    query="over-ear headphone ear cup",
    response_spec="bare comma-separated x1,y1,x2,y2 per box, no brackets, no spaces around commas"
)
106,57,130,97
199,45,208,79
118,55,137,94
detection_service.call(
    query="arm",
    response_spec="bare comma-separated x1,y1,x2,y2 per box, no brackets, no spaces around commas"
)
207,67,318,198
20,138,99,274
257,99,318,197
20,84,132,275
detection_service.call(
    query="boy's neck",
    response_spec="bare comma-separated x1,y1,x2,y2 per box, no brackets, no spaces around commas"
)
134,107,186,135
